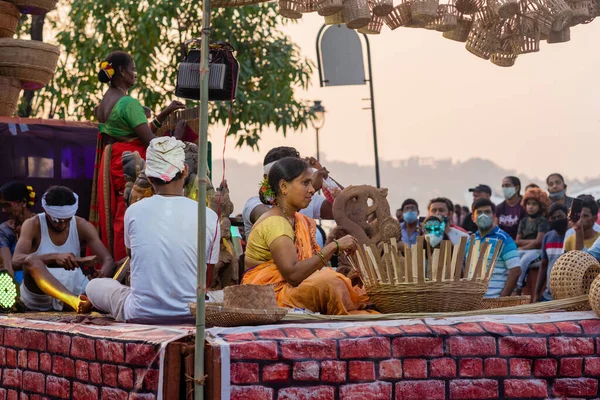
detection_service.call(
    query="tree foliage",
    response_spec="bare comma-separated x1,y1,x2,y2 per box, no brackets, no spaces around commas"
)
20,1,314,149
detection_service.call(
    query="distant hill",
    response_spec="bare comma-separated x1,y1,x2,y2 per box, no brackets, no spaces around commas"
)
212,156,597,217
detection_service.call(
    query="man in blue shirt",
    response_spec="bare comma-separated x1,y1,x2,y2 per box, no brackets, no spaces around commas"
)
467,199,522,298
399,199,421,247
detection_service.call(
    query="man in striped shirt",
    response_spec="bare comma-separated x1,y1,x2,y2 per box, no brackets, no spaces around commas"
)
534,203,568,302
467,199,521,298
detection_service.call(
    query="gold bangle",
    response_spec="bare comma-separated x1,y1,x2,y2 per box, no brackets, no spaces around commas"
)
316,251,328,267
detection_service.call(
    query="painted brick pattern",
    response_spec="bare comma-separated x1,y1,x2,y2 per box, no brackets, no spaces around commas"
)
0,324,162,399
226,319,600,399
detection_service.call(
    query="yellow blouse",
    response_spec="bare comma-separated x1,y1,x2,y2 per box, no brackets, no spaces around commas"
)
246,216,295,262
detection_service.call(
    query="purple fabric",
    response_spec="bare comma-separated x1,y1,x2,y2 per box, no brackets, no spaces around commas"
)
496,200,527,240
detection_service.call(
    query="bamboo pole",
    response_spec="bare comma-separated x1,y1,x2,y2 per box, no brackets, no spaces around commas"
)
416,237,425,284
195,3,211,399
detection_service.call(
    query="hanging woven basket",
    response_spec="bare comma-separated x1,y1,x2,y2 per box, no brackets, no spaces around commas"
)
427,3,459,31
0,38,60,90
411,0,440,23
513,32,541,54
465,21,500,60
547,25,570,42
0,1,19,38
549,251,600,311
318,0,345,15
490,50,517,66
343,0,372,28
358,13,384,33
383,2,412,28
568,0,593,24
455,0,484,14
9,0,56,14
0,76,20,117
325,10,346,23
443,15,473,41
544,0,574,29
476,5,501,28
369,0,394,16
302,0,321,12
211,0,270,7
489,0,520,18
279,0,303,19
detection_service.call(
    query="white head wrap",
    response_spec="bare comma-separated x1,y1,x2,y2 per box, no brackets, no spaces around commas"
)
145,137,186,182
42,192,79,220
263,161,276,175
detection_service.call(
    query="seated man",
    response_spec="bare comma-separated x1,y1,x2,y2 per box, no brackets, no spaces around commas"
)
467,199,521,298
428,197,468,245
243,147,333,236
13,186,114,313
86,137,220,323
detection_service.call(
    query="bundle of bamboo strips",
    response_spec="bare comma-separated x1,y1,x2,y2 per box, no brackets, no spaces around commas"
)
349,236,502,313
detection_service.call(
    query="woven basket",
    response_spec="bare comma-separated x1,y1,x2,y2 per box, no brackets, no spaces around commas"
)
465,21,500,60
443,16,473,41
547,25,570,42
367,281,489,313
279,0,303,18
549,251,600,311
0,38,60,90
325,10,346,23
370,0,394,16
411,0,440,23
224,284,279,309
480,295,530,309
358,14,384,33
302,0,321,12
0,1,19,38
0,76,20,117
589,275,600,318
383,2,412,29
513,33,540,54
476,5,501,27
489,0,520,18
318,0,345,15
212,0,270,6
455,0,484,14
343,0,372,28
10,0,56,14
427,4,459,31
568,0,593,23
189,302,288,327
545,0,574,29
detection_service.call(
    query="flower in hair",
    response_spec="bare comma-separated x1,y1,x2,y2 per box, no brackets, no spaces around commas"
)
99,61,115,80
260,176,276,205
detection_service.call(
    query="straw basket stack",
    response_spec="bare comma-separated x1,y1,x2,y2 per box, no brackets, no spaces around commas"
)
549,251,600,311
0,0,59,116
348,236,502,313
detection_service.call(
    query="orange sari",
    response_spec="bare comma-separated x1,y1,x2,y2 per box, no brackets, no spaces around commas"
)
242,213,375,315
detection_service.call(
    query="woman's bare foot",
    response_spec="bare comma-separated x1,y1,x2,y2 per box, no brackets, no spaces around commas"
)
74,295,93,314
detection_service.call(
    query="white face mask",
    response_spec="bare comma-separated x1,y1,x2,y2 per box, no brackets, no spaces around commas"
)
426,233,443,248
503,187,516,200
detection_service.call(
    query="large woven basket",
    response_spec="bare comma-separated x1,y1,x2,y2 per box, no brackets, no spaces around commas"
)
547,26,570,42
443,16,473,41
549,251,600,311
490,50,517,66
370,0,394,16
455,0,484,14
383,2,412,29
325,10,346,23
479,295,530,309
343,0,372,28
302,0,321,12
358,14,384,33
0,1,19,38
465,21,500,60
544,0,574,29
476,5,501,27
427,4,458,31
568,0,593,23
279,0,303,18
223,284,279,309
489,0,520,18
411,0,440,23
318,0,345,15
189,302,288,327
0,77,20,116
589,274,600,318
0,38,60,90
10,0,56,14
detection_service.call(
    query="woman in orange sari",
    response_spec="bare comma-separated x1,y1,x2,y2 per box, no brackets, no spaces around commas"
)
243,157,375,315
90,51,185,262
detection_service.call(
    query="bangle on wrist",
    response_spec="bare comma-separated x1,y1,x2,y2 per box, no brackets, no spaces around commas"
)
333,240,340,256
316,251,328,267
151,118,162,129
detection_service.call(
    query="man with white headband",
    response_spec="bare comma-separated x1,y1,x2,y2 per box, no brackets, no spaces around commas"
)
13,186,114,313
86,137,220,323
242,146,335,240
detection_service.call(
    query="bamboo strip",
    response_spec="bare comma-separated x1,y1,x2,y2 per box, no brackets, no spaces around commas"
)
480,241,493,280
426,238,433,281
384,243,400,284
365,245,383,283
444,241,452,281
411,244,419,284
369,244,388,283
450,243,459,280
390,237,398,254
357,247,377,284
431,249,440,281
405,244,414,283
437,241,446,282
417,236,425,284
464,234,476,280
471,242,489,281
454,236,468,281
486,240,503,281
384,250,395,285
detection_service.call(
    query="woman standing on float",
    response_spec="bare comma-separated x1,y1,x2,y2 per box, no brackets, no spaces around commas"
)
90,51,185,262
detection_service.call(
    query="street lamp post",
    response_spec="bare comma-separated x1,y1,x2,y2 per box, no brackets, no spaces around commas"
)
310,100,326,162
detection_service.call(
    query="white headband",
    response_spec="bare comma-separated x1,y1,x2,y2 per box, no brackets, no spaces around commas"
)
263,161,276,175
42,192,79,220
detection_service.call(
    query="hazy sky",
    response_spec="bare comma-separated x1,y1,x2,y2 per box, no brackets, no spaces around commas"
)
208,14,600,184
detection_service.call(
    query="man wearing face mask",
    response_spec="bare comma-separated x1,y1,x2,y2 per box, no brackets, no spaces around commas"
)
422,216,448,249
467,198,521,298
462,184,492,234
428,198,468,245
496,176,526,240
546,173,574,211
533,204,568,302
399,199,421,247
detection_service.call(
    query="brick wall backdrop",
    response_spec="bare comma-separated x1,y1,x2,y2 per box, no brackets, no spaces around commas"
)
0,326,162,400
218,319,600,400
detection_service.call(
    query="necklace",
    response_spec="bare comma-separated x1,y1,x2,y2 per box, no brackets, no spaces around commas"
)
112,85,128,95
277,203,295,228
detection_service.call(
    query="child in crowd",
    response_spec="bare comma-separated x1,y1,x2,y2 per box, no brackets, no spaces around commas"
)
515,188,550,293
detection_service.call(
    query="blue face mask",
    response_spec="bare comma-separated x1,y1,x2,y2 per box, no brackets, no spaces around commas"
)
403,211,418,224
476,214,493,230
